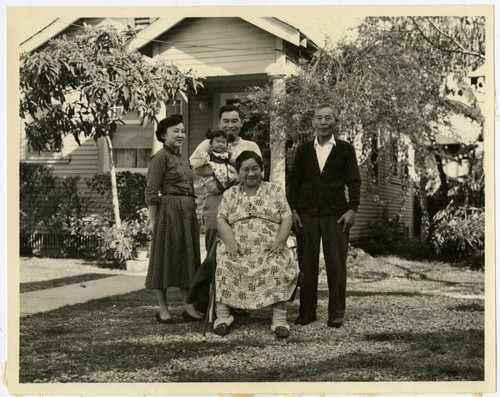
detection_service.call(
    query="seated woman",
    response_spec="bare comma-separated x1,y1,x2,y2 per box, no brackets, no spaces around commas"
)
214,151,299,338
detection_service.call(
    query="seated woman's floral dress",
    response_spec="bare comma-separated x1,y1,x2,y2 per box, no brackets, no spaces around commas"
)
215,182,299,310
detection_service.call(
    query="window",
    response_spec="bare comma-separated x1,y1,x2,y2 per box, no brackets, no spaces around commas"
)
111,108,154,171
113,148,151,168
166,99,182,116
220,92,247,106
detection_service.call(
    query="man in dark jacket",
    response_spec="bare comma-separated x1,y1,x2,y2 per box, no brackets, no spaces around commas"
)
288,103,361,328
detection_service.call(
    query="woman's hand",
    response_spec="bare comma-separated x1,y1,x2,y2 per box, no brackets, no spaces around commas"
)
225,241,242,259
149,219,156,234
265,239,286,257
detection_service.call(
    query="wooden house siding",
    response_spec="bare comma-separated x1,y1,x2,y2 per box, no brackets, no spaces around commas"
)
350,147,414,241
155,18,277,76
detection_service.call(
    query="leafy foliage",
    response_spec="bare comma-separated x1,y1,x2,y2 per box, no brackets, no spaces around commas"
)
431,202,484,269
19,163,91,256
20,24,203,151
86,171,147,221
20,23,203,226
240,16,485,246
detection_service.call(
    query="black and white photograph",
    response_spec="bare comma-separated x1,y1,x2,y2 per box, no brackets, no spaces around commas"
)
2,2,496,395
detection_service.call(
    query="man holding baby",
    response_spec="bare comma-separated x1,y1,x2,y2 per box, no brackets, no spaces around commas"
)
190,104,262,259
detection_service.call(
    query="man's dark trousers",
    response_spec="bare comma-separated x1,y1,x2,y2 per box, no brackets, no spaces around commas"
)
297,212,349,320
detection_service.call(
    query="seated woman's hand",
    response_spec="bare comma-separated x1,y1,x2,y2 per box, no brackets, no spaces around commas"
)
265,239,286,257
225,241,243,259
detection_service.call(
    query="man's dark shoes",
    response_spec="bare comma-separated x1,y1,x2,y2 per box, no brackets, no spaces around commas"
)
294,315,316,326
328,318,343,328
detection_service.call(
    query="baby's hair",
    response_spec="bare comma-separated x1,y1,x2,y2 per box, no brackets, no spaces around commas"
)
208,129,228,143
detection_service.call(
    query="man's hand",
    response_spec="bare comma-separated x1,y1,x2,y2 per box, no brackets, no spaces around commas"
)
292,210,303,232
337,209,357,233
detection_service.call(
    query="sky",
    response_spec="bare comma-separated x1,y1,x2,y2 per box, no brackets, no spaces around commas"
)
18,12,362,47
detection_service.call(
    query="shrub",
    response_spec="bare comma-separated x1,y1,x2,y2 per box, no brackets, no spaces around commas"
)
19,163,59,236
431,202,484,269
86,171,147,221
128,208,151,247
99,224,135,265
356,217,405,256
20,163,90,257
67,215,134,264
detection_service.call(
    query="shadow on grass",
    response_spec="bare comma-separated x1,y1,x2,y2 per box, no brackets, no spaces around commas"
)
316,290,424,300
20,274,115,293
19,287,484,383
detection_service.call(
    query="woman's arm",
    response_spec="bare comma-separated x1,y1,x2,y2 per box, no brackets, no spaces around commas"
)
265,215,292,256
217,218,241,257
148,205,158,234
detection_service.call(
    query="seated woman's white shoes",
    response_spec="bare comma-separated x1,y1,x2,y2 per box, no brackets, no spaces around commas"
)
213,315,235,336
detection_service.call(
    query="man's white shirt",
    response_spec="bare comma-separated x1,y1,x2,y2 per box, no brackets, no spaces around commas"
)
314,135,336,172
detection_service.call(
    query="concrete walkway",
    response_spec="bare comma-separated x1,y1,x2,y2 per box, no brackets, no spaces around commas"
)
20,274,147,317
20,237,208,317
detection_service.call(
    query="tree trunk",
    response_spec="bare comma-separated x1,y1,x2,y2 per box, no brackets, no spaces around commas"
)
434,152,448,199
269,75,286,188
417,171,430,242
104,134,121,228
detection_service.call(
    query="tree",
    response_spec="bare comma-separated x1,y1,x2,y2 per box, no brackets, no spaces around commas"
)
20,23,203,226
239,16,485,240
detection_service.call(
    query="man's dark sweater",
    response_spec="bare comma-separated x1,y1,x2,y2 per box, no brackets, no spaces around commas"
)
288,138,361,216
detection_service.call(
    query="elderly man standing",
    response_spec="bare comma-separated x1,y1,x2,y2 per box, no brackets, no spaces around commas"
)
288,103,361,328
190,104,262,259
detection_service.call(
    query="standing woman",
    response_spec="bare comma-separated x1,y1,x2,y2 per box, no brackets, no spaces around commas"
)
145,114,203,323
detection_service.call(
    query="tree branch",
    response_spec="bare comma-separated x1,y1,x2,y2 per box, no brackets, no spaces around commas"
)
410,17,485,60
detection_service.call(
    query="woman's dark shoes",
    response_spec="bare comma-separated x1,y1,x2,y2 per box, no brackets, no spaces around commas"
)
274,326,290,339
156,311,179,324
214,323,230,336
294,315,316,326
327,318,343,328
182,310,203,322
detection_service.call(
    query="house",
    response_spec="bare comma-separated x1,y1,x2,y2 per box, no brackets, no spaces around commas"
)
20,16,415,242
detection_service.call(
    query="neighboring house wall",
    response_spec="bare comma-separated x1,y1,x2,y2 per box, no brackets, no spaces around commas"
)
20,132,108,215
350,135,414,241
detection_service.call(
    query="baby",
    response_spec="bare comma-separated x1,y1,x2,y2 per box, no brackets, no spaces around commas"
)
191,130,238,193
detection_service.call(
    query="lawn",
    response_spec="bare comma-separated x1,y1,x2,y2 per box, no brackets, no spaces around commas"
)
19,250,484,383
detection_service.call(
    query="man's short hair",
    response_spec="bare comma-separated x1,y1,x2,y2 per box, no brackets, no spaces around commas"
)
315,103,336,115
218,104,243,120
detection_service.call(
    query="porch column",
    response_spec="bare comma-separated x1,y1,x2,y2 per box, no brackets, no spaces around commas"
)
269,74,286,189
152,102,167,155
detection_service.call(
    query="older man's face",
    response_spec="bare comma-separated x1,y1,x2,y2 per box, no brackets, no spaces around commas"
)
312,107,336,139
218,110,242,143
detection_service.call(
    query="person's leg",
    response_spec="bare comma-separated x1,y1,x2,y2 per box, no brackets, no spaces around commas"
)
156,289,172,320
295,212,321,323
202,194,223,259
271,301,289,337
321,214,349,324
180,288,204,319
214,302,234,335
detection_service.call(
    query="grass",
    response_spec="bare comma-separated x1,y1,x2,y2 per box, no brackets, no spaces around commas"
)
20,273,115,293
19,252,484,383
